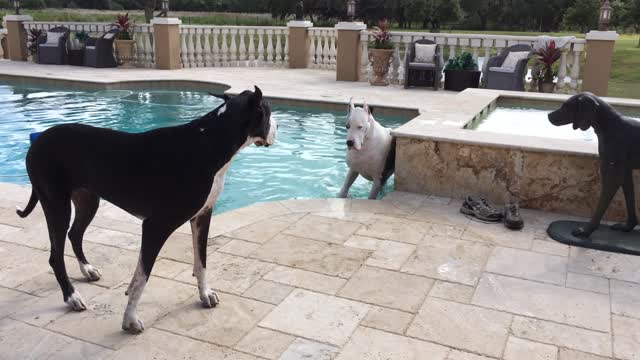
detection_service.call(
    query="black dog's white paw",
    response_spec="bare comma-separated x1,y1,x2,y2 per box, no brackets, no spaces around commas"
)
80,264,102,282
611,222,637,232
200,289,220,308
65,291,87,311
122,316,145,334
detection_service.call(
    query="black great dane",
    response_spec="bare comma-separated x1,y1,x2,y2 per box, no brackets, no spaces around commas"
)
16,87,276,333
549,92,640,238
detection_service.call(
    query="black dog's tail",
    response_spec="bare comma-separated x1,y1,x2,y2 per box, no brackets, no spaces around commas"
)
16,190,38,218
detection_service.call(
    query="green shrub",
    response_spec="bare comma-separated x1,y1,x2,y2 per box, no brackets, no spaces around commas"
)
445,52,477,71
22,0,46,9
110,1,125,10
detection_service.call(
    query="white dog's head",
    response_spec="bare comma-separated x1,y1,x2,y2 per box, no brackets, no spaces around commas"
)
346,98,374,151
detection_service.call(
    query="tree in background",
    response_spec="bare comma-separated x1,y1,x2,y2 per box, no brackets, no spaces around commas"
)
563,0,600,32
619,0,640,46
144,0,155,22
425,0,462,31
460,0,500,30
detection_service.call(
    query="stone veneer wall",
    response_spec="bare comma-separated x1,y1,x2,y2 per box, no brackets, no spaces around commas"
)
395,137,640,222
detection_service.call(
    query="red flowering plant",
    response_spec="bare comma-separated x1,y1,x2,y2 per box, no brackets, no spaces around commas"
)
534,40,562,84
113,13,135,40
369,19,393,49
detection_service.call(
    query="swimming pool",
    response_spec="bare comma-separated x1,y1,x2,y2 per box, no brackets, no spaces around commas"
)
468,103,640,142
0,84,407,214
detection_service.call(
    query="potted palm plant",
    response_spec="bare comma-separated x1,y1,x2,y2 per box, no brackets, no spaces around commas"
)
113,13,136,68
368,19,394,86
443,52,481,91
534,40,561,93
27,28,44,63
69,30,89,66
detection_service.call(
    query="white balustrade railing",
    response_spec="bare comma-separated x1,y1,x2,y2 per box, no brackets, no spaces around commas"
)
179,25,289,69
134,24,155,69
359,30,587,93
308,28,337,70
0,29,6,59
22,21,155,68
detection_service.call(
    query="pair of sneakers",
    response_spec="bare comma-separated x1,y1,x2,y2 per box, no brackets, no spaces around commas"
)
460,196,524,230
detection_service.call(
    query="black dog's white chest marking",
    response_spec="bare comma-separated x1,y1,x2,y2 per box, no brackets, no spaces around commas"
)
194,137,254,217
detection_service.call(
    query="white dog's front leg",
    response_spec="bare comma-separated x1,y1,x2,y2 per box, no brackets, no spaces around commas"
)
339,169,359,198
368,179,383,200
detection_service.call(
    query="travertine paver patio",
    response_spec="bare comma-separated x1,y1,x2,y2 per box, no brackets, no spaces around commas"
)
1,182,640,360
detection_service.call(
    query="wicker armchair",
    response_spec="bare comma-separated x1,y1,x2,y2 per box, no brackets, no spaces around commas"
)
37,26,70,65
483,44,533,91
84,28,119,68
404,39,442,90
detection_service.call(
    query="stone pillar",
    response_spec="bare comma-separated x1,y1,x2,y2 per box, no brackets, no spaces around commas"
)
4,15,32,61
335,22,366,82
582,31,618,96
151,17,182,70
287,20,313,68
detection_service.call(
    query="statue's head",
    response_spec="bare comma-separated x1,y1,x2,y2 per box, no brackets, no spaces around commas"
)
548,92,600,131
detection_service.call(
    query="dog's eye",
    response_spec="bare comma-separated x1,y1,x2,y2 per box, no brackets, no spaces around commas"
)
346,124,350,129
358,125,363,129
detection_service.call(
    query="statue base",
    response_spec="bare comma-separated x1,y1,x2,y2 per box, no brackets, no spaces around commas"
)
547,221,640,256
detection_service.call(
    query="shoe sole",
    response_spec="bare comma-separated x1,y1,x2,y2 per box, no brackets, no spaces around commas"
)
504,219,524,230
460,206,503,222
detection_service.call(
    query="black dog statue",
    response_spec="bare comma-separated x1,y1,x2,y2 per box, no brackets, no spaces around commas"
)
548,92,640,238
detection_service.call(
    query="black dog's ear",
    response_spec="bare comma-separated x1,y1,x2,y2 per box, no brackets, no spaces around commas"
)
575,93,599,131
253,86,263,105
208,93,230,102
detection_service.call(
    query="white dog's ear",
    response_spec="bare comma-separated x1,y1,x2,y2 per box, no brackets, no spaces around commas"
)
363,101,370,115
348,97,355,113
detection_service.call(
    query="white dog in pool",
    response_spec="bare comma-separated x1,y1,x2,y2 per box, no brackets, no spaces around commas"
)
338,98,395,199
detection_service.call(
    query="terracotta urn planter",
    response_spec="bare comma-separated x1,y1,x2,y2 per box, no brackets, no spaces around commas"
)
115,39,136,68
368,48,394,86
539,82,556,93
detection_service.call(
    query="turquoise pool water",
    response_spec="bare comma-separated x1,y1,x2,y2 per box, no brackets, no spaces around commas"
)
0,84,407,214
470,104,640,142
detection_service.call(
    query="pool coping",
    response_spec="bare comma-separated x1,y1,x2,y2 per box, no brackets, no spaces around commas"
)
393,88,640,157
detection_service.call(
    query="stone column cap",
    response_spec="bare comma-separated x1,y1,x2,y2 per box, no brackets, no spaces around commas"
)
151,17,182,25
586,31,619,41
335,22,366,31
4,15,33,21
287,20,313,28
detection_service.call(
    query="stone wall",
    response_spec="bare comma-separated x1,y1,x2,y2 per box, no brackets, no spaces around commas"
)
395,137,640,222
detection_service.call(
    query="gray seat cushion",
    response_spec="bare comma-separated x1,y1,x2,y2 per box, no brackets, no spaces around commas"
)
409,62,436,69
489,66,516,73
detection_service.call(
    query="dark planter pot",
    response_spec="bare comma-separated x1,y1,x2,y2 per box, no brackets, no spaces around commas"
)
68,49,85,66
444,69,481,91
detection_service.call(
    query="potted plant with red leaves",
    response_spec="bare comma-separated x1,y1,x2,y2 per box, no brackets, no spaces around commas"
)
113,13,136,68
534,40,561,93
368,19,394,86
